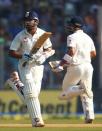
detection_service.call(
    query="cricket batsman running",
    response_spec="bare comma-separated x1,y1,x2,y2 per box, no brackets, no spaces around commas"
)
9,11,55,127
50,16,96,123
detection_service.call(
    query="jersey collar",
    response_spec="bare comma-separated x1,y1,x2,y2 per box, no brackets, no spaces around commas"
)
75,29,83,33
24,28,38,36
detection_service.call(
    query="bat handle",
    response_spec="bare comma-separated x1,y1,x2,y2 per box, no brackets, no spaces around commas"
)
22,61,27,67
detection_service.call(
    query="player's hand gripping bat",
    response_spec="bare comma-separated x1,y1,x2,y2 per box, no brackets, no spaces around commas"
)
22,32,52,67
49,61,60,69
49,61,64,72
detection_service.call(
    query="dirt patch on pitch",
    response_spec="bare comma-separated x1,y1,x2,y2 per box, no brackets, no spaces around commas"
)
45,124,102,127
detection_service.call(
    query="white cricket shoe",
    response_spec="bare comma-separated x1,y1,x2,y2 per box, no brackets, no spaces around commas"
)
32,118,45,127
85,118,93,124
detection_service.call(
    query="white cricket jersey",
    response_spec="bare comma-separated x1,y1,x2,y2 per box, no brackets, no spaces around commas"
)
67,30,96,65
10,27,52,65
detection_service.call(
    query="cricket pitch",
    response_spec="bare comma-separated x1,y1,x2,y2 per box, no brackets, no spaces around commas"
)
0,124,102,128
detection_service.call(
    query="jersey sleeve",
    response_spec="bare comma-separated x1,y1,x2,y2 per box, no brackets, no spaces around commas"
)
67,36,76,48
90,39,96,52
10,34,21,51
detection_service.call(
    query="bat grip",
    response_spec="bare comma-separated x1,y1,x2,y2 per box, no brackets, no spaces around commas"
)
22,61,27,67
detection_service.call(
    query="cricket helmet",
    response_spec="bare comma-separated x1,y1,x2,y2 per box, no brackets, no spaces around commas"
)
67,16,83,28
23,11,39,31
65,16,84,34
24,11,39,21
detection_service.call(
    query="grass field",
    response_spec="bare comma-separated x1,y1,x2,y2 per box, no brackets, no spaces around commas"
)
0,116,102,131
0,128,101,131
0,126,102,131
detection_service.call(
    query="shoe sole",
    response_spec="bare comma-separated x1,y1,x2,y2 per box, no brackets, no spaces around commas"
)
32,124,45,127
85,119,93,124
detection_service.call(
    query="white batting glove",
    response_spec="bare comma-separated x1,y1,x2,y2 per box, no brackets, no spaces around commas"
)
30,53,43,64
52,65,64,72
44,49,55,58
35,55,46,65
32,50,55,65
22,53,33,62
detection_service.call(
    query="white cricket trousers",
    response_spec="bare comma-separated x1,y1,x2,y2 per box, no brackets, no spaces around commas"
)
62,63,94,120
18,64,44,124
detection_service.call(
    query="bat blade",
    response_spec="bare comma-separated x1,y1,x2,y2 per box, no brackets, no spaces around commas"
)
30,32,52,55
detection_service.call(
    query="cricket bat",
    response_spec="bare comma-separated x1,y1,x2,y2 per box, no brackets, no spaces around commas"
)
22,32,52,67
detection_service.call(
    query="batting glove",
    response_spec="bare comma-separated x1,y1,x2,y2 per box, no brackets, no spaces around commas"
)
44,49,55,58
52,65,64,72
35,50,55,65
22,53,33,62
35,55,46,65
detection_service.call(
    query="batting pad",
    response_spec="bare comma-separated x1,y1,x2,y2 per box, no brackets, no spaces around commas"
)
23,80,42,123
7,79,25,104
26,97,42,120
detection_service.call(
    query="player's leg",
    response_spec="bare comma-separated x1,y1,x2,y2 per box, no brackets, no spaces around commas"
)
19,66,44,127
59,85,85,100
80,94,94,123
80,84,94,123
7,71,25,103
31,65,45,126
59,66,84,100
80,64,94,123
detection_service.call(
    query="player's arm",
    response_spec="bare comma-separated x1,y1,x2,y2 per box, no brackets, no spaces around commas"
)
60,35,76,67
43,46,55,57
9,34,35,62
9,34,23,59
9,50,22,59
50,36,76,72
90,40,96,59
50,47,75,72
43,38,55,59
35,46,55,65
9,49,33,64
60,46,76,67
90,50,96,58
43,38,55,55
